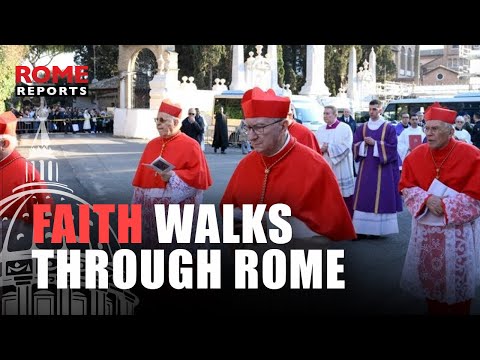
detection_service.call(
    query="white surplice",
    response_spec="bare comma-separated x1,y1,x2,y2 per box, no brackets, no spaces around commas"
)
132,172,205,254
315,121,355,197
397,126,426,164
401,186,480,304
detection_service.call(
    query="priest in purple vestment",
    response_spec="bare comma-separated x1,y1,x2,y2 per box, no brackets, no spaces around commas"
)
351,99,402,238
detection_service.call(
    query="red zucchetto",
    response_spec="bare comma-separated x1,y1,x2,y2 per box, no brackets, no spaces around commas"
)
0,111,18,136
159,99,182,118
424,102,457,124
241,87,290,119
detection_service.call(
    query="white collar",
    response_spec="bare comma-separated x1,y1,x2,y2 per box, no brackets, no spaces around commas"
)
267,133,291,157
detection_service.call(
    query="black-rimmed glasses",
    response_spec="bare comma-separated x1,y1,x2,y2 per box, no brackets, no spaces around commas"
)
243,118,284,135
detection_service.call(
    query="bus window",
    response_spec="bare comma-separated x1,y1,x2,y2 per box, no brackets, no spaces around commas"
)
383,96,480,122
355,111,369,123
382,104,397,122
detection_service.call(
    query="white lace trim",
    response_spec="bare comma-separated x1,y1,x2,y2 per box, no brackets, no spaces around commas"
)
352,210,399,235
401,188,480,303
131,173,205,255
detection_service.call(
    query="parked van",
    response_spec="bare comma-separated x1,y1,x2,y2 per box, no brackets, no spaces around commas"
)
212,91,325,136
289,95,325,132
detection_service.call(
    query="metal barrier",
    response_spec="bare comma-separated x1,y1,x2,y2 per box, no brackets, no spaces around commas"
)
16,116,114,134
16,119,38,133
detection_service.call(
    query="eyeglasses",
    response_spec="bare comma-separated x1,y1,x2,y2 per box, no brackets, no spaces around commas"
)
188,113,195,115
154,117,168,124
243,119,284,135
424,126,441,132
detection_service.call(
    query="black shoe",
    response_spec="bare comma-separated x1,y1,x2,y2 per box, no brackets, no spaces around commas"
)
214,148,217,153
221,151,226,154
353,234,369,240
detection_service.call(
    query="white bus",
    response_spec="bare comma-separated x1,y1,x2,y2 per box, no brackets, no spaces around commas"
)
383,93,480,123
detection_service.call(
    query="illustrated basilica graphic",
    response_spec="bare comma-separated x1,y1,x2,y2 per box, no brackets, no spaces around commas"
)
0,110,138,315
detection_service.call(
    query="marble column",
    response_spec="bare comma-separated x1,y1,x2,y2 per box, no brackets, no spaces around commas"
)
369,47,377,85
119,71,126,108
230,45,247,91
267,45,282,94
300,45,330,97
347,47,358,102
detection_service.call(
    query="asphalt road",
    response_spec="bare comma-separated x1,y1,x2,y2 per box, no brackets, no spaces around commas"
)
15,133,480,315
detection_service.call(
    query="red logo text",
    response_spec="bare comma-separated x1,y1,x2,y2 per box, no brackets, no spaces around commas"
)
16,66,89,84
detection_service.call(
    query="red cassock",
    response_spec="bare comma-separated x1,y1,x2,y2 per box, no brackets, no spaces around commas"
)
221,137,356,241
288,122,322,154
132,133,212,190
398,139,480,304
1,150,53,223
399,139,480,204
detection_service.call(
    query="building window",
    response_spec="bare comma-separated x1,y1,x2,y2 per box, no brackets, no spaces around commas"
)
453,57,458,69
407,48,413,74
436,73,444,81
452,45,459,49
400,46,406,72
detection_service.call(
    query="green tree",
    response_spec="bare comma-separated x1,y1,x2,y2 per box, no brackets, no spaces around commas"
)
244,45,264,60
177,45,227,89
214,45,232,86
277,45,285,86
25,45,76,68
0,45,28,112
322,45,396,95
197,45,227,89
359,45,396,82
176,45,196,82
281,45,306,94
325,45,353,95
73,45,119,82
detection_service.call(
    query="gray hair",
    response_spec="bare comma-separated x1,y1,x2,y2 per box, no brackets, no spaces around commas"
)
325,105,338,115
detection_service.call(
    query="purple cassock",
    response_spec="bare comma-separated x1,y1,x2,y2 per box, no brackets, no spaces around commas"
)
352,121,403,214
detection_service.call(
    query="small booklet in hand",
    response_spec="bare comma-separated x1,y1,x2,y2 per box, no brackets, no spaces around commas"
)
143,155,175,173
409,134,422,151
417,178,458,226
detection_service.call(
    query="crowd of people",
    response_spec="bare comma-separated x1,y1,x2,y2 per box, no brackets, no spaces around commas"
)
3,87,480,316
169,91,480,315
16,105,114,134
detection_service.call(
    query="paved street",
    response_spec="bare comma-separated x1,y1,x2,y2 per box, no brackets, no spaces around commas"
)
15,133,480,315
